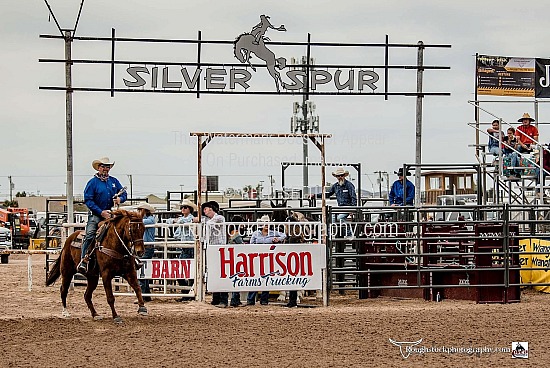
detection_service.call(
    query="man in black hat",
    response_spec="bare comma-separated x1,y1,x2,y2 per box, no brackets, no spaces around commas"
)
200,201,229,308
389,168,415,206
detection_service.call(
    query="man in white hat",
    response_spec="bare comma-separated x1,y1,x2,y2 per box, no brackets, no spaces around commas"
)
173,198,198,301
136,202,156,302
77,157,127,274
515,113,539,153
311,167,357,239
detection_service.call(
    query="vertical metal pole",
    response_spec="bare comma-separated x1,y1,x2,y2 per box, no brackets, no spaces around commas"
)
64,31,74,224
303,34,311,196
196,135,204,302
414,41,424,207
320,136,328,307
110,28,115,98
128,174,133,204
8,176,13,201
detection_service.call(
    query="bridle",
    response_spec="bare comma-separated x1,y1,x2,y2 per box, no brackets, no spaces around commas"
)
97,215,144,260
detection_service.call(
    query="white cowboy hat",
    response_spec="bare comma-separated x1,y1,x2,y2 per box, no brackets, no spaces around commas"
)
180,199,198,211
257,215,271,222
136,202,156,214
518,113,535,122
332,167,349,178
92,157,115,171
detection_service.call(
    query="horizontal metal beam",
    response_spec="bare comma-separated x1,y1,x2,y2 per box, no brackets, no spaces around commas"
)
38,86,450,96
39,34,451,48
38,58,450,70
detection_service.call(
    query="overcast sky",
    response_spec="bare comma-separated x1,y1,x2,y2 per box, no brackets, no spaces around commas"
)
2,0,550,200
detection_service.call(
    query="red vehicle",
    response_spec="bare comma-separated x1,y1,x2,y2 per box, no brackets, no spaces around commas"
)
0,207,31,247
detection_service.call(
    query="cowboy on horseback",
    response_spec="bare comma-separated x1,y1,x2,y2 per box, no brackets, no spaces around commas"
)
77,157,127,274
251,14,286,45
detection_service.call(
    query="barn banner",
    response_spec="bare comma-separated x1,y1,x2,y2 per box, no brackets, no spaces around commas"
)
206,243,326,292
137,258,195,280
535,58,550,98
476,55,535,97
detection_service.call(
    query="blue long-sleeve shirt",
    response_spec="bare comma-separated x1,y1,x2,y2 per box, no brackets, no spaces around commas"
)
84,176,127,216
142,214,156,243
316,180,357,206
389,179,415,206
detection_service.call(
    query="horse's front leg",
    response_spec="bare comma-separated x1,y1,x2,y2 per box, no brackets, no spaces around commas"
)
124,268,148,316
244,50,256,72
101,273,121,323
84,274,101,320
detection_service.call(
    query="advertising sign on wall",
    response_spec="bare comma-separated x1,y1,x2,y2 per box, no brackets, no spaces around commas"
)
206,243,326,292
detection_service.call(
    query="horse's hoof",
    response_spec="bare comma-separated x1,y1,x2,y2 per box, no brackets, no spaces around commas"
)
138,306,148,316
61,310,71,318
113,316,123,324
276,295,286,302
93,315,104,321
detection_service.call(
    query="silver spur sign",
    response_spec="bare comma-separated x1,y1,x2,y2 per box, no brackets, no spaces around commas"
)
40,14,451,98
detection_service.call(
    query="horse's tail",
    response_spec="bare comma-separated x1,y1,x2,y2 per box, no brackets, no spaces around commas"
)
45,254,61,286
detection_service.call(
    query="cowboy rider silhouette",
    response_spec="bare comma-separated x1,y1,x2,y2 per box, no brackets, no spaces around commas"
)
251,14,286,45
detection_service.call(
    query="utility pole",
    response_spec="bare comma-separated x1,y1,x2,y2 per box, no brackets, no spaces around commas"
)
127,174,133,204
290,52,319,197
373,171,387,197
8,176,13,202
268,175,274,197
42,0,85,224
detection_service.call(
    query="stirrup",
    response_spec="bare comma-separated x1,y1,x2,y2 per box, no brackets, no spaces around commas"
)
77,259,88,273
135,258,144,270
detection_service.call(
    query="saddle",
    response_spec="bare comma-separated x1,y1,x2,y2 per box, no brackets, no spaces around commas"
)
71,222,110,260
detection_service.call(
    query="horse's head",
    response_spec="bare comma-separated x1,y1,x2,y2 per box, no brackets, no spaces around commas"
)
109,210,146,257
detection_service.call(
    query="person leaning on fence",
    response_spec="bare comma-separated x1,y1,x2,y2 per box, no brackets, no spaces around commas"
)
200,201,229,308
136,202,156,302
247,215,287,306
389,168,415,206
228,215,246,307
173,199,197,300
77,157,127,274
311,167,357,239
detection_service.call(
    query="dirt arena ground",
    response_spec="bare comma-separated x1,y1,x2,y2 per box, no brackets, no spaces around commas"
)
0,254,547,367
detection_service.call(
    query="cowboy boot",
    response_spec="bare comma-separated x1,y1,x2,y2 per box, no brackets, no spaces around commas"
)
77,256,89,274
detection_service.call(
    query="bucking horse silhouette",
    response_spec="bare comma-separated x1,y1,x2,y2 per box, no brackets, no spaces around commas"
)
234,15,287,92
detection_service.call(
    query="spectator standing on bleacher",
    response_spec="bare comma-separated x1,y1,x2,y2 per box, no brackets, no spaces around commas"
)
389,168,415,206
311,167,357,239
487,119,504,157
515,113,539,153
137,202,156,302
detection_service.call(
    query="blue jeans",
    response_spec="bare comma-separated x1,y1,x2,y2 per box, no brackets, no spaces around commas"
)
247,291,269,304
139,246,155,294
81,213,102,260
178,245,195,290
488,146,501,156
334,213,352,237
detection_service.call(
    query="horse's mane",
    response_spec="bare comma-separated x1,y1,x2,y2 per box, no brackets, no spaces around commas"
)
99,210,143,227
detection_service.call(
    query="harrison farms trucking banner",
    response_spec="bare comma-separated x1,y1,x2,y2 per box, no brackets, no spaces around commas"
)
206,243,326,292
476,55,550,98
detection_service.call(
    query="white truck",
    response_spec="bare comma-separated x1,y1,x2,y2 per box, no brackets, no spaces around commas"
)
0,226,12,264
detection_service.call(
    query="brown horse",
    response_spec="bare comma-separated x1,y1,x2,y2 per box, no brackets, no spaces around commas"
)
46,210,147,323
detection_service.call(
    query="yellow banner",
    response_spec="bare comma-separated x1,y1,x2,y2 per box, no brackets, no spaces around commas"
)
520,239,550,293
